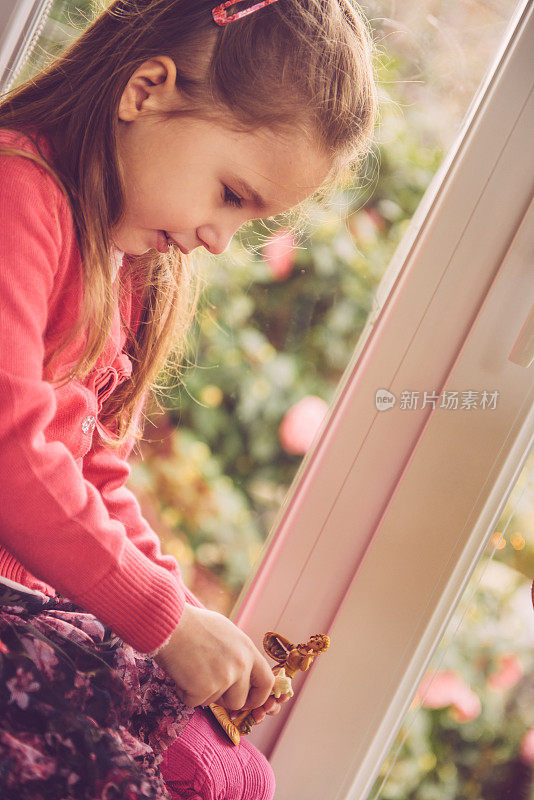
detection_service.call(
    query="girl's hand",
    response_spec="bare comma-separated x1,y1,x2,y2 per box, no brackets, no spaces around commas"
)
152,604,275,711
230,692,291,724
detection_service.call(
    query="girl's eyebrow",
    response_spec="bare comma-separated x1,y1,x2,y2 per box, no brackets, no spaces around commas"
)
231,176,268,211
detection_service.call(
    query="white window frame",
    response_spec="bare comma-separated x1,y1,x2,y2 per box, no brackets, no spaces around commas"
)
229,3,534,798
0,0,53,92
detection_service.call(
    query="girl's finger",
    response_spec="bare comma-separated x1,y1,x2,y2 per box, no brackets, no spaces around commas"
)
252,707,266,723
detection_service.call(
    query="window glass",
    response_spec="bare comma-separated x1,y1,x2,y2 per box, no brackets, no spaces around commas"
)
367,447,534,800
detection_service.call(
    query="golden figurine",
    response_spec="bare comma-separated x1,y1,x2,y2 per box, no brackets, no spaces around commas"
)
207,630,330,746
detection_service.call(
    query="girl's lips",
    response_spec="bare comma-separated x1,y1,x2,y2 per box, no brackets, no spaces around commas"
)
156,230,190,255
155,230,169,254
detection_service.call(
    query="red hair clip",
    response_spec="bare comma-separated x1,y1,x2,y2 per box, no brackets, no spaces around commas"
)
212,0,280,26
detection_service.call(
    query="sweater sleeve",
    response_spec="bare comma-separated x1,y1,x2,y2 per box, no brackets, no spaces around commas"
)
0,149,186,655
81,422,207,614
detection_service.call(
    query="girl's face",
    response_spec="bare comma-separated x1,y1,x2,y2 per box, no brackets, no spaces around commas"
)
112,57,331,257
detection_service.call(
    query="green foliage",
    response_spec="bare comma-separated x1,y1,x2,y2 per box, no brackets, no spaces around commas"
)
370,552,534,800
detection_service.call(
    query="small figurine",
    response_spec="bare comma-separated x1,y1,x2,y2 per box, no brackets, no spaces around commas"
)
207,630,330,745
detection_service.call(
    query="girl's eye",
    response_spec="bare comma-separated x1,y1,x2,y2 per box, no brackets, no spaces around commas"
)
223,185,243,208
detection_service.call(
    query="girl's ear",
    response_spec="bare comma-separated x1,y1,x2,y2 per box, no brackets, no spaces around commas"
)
118,56,179,122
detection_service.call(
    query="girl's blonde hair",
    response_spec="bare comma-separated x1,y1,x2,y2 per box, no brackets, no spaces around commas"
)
0,0,379,449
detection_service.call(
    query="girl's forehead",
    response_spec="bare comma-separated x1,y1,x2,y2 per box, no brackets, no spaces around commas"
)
159,112,330,213
251,153,330,215
221,125,331,213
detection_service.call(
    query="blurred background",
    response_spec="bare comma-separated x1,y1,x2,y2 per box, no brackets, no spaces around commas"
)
7,0,534,797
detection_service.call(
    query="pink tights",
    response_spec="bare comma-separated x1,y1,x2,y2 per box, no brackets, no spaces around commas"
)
160,706,276,800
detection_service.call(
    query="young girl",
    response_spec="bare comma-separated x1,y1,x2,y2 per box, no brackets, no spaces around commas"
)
0,0,378,796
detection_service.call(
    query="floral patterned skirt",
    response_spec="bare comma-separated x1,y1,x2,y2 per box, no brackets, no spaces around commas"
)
0,580,197,799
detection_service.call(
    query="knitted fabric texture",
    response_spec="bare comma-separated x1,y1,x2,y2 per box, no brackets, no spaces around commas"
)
160,706,276,800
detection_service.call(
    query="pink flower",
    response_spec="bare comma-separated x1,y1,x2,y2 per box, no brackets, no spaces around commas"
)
263,228,296,281
20,636,58,680
279,396,329,455
366,206,386,231
6,667,40,709
450,690,482,723
487,653,523,690
519,728,534,765
414,670,481,723
347,207,385,246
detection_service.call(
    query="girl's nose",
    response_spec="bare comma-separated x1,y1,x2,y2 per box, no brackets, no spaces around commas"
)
197,227,237,255
201,236,233,256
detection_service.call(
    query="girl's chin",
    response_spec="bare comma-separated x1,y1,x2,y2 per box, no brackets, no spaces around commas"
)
111,230,160,257
110,239,150,257
110,236,126,253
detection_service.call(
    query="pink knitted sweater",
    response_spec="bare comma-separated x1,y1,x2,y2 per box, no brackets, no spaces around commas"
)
0,126,203,655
